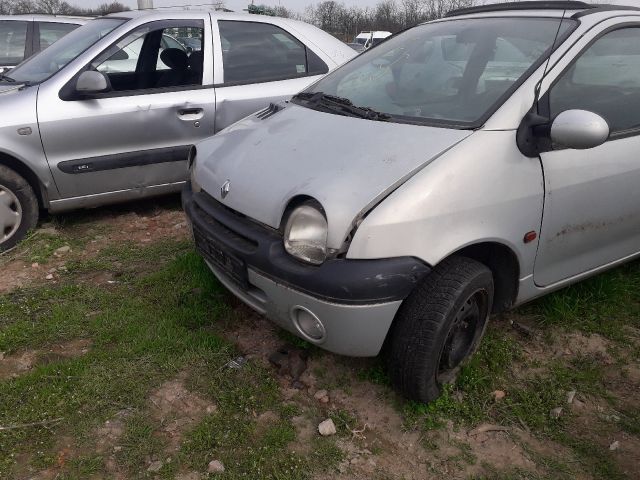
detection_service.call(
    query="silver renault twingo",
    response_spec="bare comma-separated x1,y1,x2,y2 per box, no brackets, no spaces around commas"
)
185,1,640,402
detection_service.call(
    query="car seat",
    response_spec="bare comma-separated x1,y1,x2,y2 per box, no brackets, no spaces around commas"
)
157,48,189,87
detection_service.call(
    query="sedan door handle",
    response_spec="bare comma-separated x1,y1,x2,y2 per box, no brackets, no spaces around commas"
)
179,108,204,116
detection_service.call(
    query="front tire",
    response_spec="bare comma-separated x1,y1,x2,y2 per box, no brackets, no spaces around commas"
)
0,165,39,252
387,256,494,403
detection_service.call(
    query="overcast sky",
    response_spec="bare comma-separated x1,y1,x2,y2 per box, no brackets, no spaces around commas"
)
74,0,640,14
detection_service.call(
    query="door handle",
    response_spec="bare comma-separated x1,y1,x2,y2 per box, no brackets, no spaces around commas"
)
178,108,204,116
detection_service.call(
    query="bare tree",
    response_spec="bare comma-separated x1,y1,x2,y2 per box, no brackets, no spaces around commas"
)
304,0,479,40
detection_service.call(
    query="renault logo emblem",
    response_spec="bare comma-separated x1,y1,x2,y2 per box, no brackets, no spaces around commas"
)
221,180,231,199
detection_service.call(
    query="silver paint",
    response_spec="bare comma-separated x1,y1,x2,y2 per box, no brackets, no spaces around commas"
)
550,110,610,150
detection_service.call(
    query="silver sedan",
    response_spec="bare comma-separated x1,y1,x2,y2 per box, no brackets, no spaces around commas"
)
0,10,355,250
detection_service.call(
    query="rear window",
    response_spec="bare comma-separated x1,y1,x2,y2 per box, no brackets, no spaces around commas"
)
0,20,28,66
219,20,328,84
38,22,79,50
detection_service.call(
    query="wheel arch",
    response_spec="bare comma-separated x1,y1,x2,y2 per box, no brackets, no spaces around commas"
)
0,152,49,209
450,241,520,313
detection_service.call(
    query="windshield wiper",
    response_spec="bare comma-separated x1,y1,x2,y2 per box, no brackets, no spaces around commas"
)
0,73,16,83
294,91,392,122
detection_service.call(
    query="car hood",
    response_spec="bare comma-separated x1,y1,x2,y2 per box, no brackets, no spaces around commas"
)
195,103,472,250
0,83,23,95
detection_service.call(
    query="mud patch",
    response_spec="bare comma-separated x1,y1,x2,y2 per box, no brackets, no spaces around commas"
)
223,305,284,363
563,332,614,364
0,197,187,293
149,372,216,451
0,338,92,380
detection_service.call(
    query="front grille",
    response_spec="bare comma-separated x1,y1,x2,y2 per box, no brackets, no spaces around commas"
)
192,198,258,254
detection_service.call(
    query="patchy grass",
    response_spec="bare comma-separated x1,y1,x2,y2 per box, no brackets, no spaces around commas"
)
525,261,640,342
0,240,342,479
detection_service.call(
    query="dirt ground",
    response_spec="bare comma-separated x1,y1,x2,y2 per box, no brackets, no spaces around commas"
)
1,196,638,480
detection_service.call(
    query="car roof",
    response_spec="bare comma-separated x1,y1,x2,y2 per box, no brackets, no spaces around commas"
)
107,9,311,27
444,1,640,19
0,14,90,24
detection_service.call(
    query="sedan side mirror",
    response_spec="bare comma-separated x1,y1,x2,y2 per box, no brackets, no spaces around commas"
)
76,71,111,95
551,110,609,150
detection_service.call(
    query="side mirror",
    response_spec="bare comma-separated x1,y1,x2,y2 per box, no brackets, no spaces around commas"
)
76,71,111,95
551,110,609,150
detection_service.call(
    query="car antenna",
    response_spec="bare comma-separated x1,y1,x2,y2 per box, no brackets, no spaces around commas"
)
517,8,568,157
533,8,568,112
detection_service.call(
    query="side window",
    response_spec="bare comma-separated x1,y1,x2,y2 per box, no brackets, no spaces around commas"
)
92,22,205,92
219,21,328,84
38,22,78,51
0,20,28,66
550,28,640,134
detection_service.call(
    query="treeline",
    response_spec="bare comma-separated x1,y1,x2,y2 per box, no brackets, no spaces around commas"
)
259,0,479,40
0,0,129,16
1,0,480,39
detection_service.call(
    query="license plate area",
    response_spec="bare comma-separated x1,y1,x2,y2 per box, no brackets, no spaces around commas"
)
194,228,248,289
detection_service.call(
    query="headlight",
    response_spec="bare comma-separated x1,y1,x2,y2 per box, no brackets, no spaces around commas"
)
284,204,328,265
188,148,201,193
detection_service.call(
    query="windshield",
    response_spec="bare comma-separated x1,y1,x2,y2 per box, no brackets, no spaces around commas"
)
300,18,575,128
5,18,125,84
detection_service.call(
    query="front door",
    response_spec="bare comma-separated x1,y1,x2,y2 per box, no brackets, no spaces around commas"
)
534,26,640,286
37,18,215,199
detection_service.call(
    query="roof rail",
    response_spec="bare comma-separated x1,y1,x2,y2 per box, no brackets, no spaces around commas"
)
572,4,640,18
445,1,593,18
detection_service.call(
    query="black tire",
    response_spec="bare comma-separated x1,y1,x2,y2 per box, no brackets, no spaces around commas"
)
0,165,39,252
387,256,494,403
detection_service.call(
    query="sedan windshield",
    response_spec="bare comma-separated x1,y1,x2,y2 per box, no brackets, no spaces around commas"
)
297,17,575,128
4,18,125,84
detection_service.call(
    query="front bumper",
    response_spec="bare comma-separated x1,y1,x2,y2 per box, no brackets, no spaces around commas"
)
183,185,430,356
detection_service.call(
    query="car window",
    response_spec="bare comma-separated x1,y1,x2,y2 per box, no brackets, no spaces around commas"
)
6,18,125,84
38,22,79,51
219,20,328,84
156,28,201,70
550,28,640,134
303,17,575,127
0,20,28,66
92,22,204,92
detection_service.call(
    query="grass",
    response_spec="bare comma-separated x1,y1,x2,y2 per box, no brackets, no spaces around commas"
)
525,261,640,342
0,239,342,479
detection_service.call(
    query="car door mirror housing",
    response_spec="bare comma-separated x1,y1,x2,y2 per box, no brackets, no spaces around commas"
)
76,71,111,95
551,110,609,150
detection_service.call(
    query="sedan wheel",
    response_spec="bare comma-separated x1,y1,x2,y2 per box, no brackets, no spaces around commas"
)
0,182,23,243
0,165,39,251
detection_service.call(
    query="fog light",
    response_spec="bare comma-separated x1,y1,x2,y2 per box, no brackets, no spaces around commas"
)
291,306,325,341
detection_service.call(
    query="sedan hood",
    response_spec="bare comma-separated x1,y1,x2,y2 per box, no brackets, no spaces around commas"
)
0,83,23,95
196,103,472,249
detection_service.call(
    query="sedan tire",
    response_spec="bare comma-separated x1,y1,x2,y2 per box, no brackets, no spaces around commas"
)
0,165,38,252
387,256,494,403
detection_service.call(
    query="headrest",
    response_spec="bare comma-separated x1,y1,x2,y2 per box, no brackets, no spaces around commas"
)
160,48,189,70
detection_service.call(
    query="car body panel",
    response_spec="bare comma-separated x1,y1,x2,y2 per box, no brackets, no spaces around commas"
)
347,130,544,283
194,102,471,250
0,84,54,200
